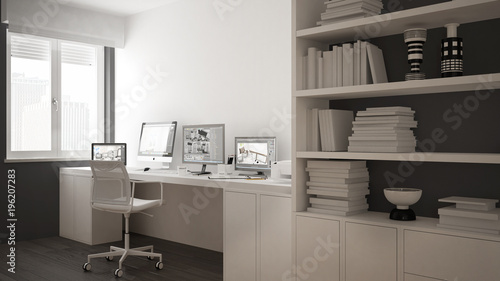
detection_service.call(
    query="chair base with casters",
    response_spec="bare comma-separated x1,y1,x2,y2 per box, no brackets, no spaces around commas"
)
82,214,163,277
82,160,165,278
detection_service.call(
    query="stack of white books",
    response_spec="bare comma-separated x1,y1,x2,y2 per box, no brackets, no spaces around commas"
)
348,106,417,153
306,160,369,216
437,196,500,235
317,0,384,26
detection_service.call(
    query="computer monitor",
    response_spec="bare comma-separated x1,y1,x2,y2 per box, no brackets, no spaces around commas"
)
91,143,127,165
182,124,225,175
137,121,177,169
235,136,277,176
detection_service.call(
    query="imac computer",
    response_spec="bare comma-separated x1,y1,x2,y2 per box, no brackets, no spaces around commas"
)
182,124,225,175
235,136,277,176
137,121,177,170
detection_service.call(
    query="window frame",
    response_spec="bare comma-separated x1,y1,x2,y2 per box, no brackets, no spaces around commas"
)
6,31,105,161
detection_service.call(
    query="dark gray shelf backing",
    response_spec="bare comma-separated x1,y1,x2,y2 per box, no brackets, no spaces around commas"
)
366,161,500,218
331,91,500,154
366,17,500,82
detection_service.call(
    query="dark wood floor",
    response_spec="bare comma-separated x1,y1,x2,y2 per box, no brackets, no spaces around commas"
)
0,233,223,281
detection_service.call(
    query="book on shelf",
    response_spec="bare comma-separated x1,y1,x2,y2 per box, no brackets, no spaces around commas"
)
308,170,369,179
307,47,318,89
355,115,416,122
438,205,500,221
307,160,366,169
318,109,354,151
352,120,417,126
348,134,415,141
356,110,415,117
360,40,371,85
307,181,369,190
309,176,370,184
331,46,339,87
307,187,369,198
353,40,361,86
309,197,366,207
335,45,343,86
348,145,415,153
438,196,498,211
324,2,383,14
436,223,500,235
317,54,323,88
306,108,321,151
348,140,416,147
307,207,367,216
325,0,383,10
366,43,388,84
310,203,369,212
305,167,368,173
438,215,500,231
342,43,354,86
323,50,334,88
352,125,417,130
366,106,414,112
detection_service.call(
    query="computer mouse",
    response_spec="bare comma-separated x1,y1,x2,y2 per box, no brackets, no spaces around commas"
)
144,167,150,172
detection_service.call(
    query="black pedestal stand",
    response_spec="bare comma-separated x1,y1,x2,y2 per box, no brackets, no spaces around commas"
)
389,208,416,221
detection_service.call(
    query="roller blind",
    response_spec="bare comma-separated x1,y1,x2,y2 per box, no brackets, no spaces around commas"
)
10,35,50,61
2,0,124,48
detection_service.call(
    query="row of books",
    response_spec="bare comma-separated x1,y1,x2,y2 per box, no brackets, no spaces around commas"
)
307,109,353,152
318,0,384,26
299,40,387,90
348,106,417,153
306,160,369,216
437,196,500,235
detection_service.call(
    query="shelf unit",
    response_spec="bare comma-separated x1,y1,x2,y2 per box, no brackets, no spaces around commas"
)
292,0,500,213
292,1,500,280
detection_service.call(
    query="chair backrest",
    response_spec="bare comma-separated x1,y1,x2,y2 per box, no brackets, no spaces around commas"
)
89,160,131,206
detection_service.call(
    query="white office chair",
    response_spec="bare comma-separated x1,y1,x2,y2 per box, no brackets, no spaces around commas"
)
82,160,164,278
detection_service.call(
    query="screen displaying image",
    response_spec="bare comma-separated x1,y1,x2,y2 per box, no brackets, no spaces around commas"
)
92,143,127,165
235,137,276,173
183,124,224,164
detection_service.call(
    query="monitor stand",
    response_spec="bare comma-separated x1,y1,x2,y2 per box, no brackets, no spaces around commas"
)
191,164,211,175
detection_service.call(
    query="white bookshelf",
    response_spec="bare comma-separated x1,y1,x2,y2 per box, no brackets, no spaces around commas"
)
295,73,500,99
292,1,500,280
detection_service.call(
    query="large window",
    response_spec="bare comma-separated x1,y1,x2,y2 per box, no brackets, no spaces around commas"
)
7,32,104,160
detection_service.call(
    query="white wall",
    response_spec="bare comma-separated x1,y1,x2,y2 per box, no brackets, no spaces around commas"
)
115,0,292,172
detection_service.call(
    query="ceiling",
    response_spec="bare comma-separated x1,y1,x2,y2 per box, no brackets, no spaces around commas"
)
63,0,180,17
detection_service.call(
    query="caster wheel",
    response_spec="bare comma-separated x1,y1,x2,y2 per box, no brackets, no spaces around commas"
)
155,261,163,270
147,256,153,260
82,262,92,271
114,268,123,277
105,256,114,261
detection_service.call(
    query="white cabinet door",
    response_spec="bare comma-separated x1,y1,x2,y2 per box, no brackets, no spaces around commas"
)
73,175,93,244
59,174,74,239
296,216,340,281
345,222,397,281
224,191,257,281
405,230,500,281
260,195,291,281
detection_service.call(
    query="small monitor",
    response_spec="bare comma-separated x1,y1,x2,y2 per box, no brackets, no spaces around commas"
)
235,137,277,176
92,143,127,165
137,121,177,169
182,124,225,175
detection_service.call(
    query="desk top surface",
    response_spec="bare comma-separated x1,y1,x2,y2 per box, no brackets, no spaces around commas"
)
60,166,291,196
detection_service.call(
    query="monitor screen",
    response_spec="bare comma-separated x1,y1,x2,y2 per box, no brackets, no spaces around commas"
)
235,137,277,175
137,121,177,166
182,124,225,174
92,143,127,165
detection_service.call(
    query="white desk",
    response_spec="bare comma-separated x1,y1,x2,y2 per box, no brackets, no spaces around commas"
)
59,167,291,281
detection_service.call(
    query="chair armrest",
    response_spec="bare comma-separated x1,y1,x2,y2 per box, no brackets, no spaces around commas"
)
130,181,164,204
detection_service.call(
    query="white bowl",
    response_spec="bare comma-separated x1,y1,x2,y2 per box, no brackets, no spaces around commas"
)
384,188,422,210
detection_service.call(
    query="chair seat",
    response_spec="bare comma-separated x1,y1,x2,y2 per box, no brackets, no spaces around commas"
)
94,198,162,213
